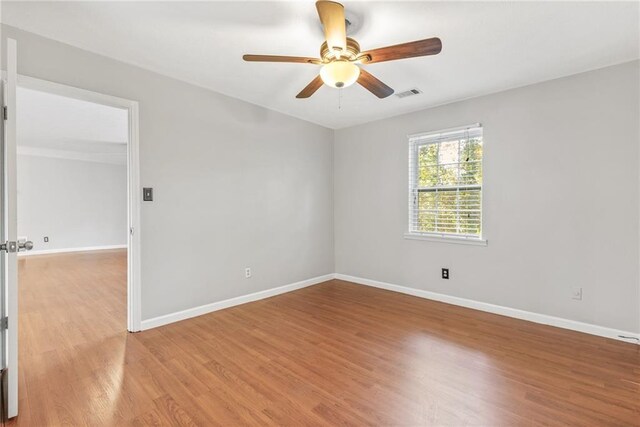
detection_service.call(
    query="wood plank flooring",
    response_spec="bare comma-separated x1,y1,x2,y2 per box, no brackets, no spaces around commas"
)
11,250,640,426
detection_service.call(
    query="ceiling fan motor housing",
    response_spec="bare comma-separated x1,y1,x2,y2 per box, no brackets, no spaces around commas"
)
321,37,361,62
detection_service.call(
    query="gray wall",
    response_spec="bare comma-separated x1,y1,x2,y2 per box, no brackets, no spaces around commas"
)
2,25,334,320
334,61,640,333
17,155,127,252
3,24,638,334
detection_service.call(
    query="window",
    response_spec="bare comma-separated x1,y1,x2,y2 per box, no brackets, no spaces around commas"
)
407,124,484,244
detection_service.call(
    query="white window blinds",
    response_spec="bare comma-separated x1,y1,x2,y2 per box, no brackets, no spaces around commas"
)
408,124,483,240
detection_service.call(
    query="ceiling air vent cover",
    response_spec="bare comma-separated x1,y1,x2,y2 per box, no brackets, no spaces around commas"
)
395,88,422,99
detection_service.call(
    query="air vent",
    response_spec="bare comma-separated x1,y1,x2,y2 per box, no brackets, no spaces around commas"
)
395,88,422,99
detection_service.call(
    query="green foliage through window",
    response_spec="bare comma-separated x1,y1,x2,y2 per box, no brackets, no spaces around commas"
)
409,127,483,238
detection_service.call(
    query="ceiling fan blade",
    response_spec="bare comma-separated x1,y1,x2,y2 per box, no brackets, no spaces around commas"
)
360,37,442,64
243,54,321,64
296,75,324,98
357,68,394,98
316,1,347,55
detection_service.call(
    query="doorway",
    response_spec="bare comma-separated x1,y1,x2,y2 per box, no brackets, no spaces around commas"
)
3,74,141,419
17,84,130,343
15,76,141,333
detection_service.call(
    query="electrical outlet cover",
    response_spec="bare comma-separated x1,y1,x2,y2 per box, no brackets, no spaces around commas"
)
571,287,582,300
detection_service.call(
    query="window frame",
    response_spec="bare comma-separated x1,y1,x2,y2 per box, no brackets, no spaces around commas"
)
405,124,487,246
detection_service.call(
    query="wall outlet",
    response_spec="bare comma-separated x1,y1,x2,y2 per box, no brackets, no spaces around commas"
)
442,268,449,279
44,236,49,243
571,287,582,300
245,267,251,278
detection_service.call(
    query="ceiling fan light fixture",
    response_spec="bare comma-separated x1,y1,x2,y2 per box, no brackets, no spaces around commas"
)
320,61,360,89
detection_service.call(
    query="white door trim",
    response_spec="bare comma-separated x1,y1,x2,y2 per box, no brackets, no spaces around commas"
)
17,75,142,332
5,38,19,420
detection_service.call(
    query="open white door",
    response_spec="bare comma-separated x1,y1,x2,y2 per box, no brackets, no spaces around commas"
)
1,38,21,420
0,51,7,424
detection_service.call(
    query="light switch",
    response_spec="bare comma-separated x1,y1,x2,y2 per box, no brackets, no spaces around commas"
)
143,187,153,201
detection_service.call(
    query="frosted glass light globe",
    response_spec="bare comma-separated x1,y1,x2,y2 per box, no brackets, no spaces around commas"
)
320,61,360,88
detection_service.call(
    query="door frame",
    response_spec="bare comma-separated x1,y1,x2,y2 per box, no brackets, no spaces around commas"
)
3,39,18,421
16,75,142,332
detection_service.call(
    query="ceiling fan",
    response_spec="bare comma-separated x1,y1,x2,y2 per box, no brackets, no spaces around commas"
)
243,1,442,99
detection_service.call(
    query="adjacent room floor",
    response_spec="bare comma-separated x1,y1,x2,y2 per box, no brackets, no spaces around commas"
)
12,251,640,426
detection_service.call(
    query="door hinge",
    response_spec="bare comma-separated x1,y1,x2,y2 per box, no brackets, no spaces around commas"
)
0,242,17,253
2,106,6,121
0,317,7,330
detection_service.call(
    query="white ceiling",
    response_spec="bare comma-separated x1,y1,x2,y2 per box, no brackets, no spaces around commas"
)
17,87,128,165
3,1,639,129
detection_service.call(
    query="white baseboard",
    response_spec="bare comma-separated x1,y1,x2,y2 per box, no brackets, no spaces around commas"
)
139,271,639,345
334,274,640,345
140,274,335,331
18,244,127,257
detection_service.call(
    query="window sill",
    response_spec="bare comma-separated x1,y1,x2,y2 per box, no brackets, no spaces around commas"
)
403,233,488,246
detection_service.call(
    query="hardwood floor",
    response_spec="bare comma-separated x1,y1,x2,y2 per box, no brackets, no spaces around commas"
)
11,251,640,426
